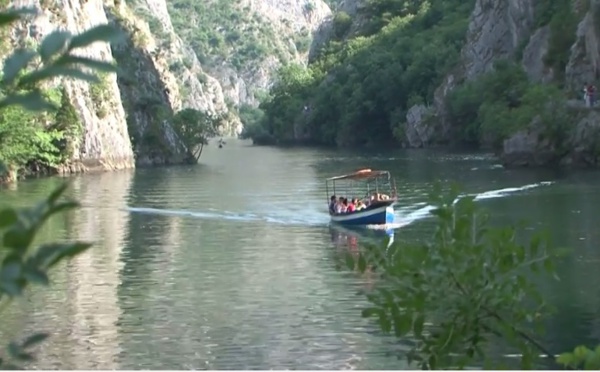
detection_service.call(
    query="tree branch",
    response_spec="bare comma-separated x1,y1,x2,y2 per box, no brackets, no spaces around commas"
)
449,272,555,360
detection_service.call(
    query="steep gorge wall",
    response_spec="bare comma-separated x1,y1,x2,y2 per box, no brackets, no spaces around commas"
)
167,0,331,108
8,0,135,174
3,0,239,179
403,0,600,167
121,0,241,135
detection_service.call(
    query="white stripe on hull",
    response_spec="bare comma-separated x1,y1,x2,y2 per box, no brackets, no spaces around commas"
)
330,204,392,222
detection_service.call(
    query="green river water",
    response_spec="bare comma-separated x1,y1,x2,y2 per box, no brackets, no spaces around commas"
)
0,139,599,369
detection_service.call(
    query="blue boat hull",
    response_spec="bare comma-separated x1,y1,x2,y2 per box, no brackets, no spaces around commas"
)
330,202,395,226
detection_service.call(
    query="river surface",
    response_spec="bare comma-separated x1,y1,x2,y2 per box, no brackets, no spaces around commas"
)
0,139,599,369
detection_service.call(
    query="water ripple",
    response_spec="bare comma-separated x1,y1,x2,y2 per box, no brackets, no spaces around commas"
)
0,141,578,370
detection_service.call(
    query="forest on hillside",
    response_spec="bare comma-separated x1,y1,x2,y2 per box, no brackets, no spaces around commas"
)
241,0,579,152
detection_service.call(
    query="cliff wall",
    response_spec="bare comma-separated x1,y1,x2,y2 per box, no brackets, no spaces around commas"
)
2,0,243,180
8,0,135,173
166,0,331,108
403,0,600,167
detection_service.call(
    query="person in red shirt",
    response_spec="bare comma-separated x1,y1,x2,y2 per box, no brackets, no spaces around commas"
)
346,198,356,213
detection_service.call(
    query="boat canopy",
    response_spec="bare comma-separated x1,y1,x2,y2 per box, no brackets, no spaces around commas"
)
326,169,390,181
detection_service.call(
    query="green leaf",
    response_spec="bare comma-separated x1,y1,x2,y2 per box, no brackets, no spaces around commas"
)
0,280,22,296
33,242,92,268
344,253,354,271
0,208,18,228
0,91,56,112
530,233,542,256
357,254,367,273
543,257,555,273
8,341,32,361
45,201,79,219
22,267,49,285
413,314,425,337
68,24,123,50
361,307,381,318
396,312,412,336
3,227,34,250
39,30,72,63
18,65,100,87
22,333,49,348
1,255,23,281
47,183,69,204
0,8,37,27
56,55,118,73
2,49,37,85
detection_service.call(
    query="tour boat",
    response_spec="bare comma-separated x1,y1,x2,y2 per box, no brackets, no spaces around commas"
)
325,169,398,226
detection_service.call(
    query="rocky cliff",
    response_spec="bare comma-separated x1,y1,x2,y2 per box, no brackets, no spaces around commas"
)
7,0,135,174
166,0,331,107
3,0,242,178
403,0,600,168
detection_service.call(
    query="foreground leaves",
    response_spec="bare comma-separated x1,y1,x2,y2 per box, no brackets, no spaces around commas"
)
344,183,564,369
0,6,120,367
557,345,600,370
0,19,122,112
0,182,92,366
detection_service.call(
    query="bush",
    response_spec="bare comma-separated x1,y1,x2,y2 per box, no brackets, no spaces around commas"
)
332,11,352,39
344,183,600,369
447,61,568,149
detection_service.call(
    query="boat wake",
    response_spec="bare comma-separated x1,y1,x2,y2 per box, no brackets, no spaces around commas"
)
393,181,554,228
125,181,554,229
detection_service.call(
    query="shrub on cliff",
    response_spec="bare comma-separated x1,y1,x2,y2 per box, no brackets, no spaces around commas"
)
254,0,475,147
0,7,122,366
447,60,569,151
0,10,122,181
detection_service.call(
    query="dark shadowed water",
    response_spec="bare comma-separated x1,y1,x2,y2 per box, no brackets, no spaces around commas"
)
1,139,599,369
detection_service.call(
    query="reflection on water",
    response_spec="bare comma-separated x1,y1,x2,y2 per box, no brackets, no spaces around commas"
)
0,139,598,368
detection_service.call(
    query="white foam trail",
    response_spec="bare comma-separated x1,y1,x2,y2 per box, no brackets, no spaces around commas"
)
393,181,554,228
472,181,553,200
125,181,554,228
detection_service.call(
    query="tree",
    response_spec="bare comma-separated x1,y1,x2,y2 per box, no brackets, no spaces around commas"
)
172,108,220,162
0,6,122,367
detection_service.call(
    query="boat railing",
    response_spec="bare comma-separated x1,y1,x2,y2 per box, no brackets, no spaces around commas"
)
325,169,398,209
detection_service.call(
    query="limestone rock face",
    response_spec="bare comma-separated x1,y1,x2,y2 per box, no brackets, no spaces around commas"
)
167,0,331,109
8,0,135,173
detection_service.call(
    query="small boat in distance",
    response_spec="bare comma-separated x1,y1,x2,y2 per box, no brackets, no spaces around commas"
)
325,169,398,226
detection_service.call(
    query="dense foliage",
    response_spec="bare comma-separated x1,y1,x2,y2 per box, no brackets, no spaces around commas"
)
172,108,221,161
166,0,312,70
253,0,475,147
0,87,81,179
0,7,122,367
246,0,584,151
343,184,600,369
446,60,570,150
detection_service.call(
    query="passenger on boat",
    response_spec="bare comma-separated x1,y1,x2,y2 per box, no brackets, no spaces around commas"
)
335,196,347,213
355,198,366,211
329,195,337,214
346,198,356,213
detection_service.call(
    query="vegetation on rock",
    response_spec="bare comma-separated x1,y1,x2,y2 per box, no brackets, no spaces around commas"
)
245,0,596,160
0,11,123,182
168,0,278,69
446,60,570,150
251,0,476,147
